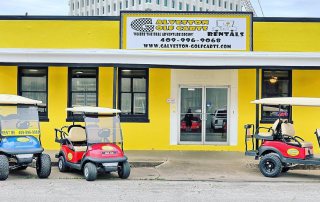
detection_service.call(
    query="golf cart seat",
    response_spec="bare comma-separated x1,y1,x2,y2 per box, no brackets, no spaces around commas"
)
67,126,87,152
255,119,281,140
281,121,313,148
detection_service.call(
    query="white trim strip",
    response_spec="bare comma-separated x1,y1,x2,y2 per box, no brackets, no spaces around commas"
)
0,49,320,67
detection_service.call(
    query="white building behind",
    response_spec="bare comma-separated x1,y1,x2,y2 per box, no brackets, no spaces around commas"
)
69,0,243,16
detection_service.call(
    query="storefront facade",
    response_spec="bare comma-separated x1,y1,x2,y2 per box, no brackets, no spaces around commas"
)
0,14,320,151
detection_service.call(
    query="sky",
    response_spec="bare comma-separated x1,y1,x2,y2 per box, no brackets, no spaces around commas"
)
0,0,319,17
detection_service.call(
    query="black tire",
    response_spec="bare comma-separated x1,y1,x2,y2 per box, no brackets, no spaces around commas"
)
259,153,282,178
0,155,9,181
83,162,97,181
36,154,51,179
118,161,131,179
58,156,68,172
282,166,290,173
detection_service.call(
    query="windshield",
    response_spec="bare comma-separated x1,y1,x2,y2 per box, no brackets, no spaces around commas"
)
84,115,122,144
0,105,40,137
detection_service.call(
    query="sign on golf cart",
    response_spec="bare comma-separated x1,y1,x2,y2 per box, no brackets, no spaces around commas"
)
244,97,320,178
0,94,51,181
55,106,130,181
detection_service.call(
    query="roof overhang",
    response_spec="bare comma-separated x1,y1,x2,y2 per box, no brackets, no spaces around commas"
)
0,49,320,68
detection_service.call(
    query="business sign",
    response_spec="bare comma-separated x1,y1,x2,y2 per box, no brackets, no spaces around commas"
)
121,12,252,51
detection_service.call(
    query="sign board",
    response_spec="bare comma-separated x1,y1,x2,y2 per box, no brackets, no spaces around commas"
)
121,12,252,51
167,98,176,104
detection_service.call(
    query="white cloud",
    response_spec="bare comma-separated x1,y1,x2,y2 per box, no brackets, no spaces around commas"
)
252,0,320,17
0,0,319,17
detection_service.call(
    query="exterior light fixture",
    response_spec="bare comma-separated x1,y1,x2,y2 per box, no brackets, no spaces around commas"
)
269,76,278,84
29,69,39,72
76,71,84,74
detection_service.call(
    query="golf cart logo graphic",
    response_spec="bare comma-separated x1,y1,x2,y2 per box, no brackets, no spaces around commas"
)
67,153,73,160
213,20,237,31
131,18,155,32
102,146,114,151
16,137,30,143
287,148,299,156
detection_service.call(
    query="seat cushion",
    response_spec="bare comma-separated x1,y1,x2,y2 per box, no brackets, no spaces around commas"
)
288,141,313,148
68,126,86,142
73,146,87,152
258,132,273,137
300,141,313,148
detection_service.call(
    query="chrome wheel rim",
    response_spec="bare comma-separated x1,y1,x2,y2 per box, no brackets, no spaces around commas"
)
58,160,62,169
84,167,89,177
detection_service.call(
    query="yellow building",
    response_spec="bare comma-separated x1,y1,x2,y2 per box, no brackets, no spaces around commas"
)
0,12,320,152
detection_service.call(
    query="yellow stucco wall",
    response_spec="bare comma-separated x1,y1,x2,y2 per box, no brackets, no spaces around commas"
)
0,20,119,48
254,22,320,52
0,19,320,151
292,70,320,154
0,66,17,94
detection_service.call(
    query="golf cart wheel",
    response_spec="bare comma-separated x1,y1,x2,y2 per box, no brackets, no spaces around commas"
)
259,153,282,178
118,161,131,179
84,162,97,181
58,156,68,172
36,154,52,179
0,155,9,181
282,166,290,173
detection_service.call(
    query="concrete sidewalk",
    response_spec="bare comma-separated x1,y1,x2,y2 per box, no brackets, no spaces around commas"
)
34,150,320,182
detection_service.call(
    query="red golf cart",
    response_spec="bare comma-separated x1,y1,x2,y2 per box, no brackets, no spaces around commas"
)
55,107,130,181
245,97,320,177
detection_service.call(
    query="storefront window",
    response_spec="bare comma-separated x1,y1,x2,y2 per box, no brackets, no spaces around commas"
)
68,68,98,120
118,69,148,122
18,67,48,121
261,70,292,122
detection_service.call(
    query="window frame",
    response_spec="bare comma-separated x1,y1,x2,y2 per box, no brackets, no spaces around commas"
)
18,66,49,122
118,68,149,123
260,69,292,123
67,67,99,122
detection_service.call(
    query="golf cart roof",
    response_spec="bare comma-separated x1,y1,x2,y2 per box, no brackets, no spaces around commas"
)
252,97,320,107
66,106,121,114
0,94,42,105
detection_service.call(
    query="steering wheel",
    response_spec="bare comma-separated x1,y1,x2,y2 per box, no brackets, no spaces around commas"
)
16,121,30,129
98,128,111,138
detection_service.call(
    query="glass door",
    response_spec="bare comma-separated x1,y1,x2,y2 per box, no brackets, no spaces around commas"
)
179,87,203,143
179,86,229,144
205,88,228,143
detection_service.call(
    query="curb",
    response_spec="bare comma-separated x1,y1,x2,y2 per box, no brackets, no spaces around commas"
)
247,163,320,170
47,161,164,168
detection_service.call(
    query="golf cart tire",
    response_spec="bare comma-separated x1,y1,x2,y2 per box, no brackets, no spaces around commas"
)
282,166,290,173
0,155,9,181
259,153,282,178
118,161,131,179
36,154,52,179
58,156,68,172
84,162,97,181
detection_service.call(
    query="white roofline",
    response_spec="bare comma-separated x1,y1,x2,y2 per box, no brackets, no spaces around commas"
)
0,49,320,67
252,97,320,107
